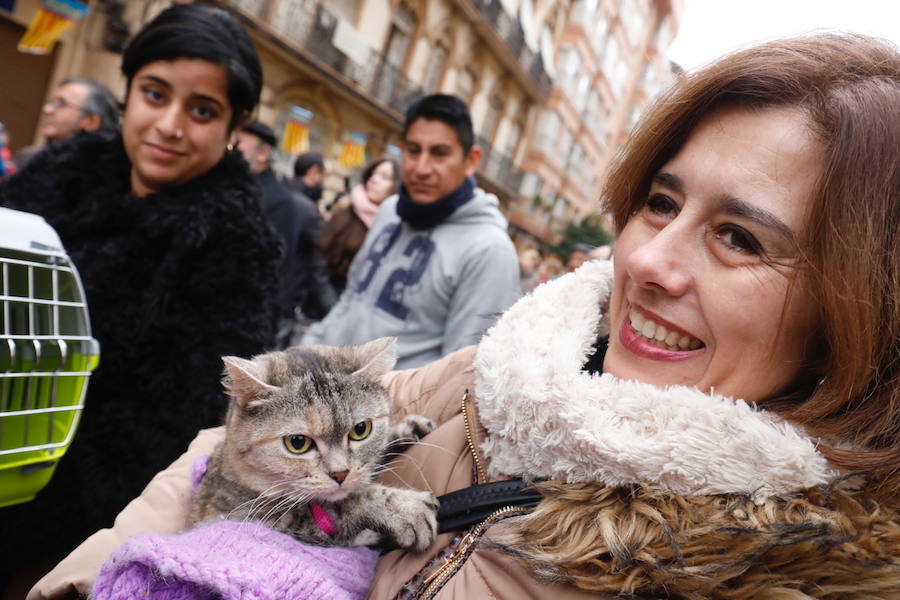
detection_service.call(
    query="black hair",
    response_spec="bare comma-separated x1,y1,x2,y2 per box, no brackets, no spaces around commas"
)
120,4,262,130
402,94,474,154
294,152,325,178
359,157,398,187
59,77,120,137
241,120,277,147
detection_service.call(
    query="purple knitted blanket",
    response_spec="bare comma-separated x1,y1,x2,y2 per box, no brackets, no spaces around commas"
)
92,520,379,600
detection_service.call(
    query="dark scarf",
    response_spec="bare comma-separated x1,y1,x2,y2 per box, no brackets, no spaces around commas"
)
396,176,474,230
297,179,323,202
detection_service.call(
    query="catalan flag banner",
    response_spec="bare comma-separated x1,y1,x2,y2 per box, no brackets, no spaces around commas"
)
280,106,312,155
338,131,367,168
18,0,88,54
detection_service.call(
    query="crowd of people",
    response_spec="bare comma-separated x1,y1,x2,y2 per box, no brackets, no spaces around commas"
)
2,3,900,600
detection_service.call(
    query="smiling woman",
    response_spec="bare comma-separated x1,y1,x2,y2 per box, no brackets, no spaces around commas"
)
605,106,821,403
123,59,234,196
0,4,282,594
24,32,900,600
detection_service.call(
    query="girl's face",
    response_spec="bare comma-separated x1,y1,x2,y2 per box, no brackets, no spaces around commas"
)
122,58,235,197
603,106,821,403
365,161,396,205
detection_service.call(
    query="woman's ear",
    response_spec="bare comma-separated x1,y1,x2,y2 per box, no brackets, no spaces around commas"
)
231,110,250,134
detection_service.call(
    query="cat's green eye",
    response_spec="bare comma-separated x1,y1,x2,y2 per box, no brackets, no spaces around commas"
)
283,434,314,454
348,420,372,441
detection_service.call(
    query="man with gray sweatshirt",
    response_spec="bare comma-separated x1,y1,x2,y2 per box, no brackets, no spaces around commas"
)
303,94,520,368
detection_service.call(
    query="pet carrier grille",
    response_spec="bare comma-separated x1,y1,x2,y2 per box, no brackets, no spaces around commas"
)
0,207,99,507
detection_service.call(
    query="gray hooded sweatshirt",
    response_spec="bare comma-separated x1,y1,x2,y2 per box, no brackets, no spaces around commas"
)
303,186,521,368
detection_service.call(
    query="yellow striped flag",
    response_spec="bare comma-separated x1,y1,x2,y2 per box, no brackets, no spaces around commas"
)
18,0,87,54
280,105,312,155
338,132,367,168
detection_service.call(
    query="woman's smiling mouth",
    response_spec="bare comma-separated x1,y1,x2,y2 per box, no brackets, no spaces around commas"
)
619,307,705,361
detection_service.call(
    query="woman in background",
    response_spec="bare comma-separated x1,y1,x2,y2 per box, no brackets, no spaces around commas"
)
0,4,280,595
318,158,398,293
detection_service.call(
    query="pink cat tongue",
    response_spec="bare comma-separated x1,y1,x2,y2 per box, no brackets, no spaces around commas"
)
309,501,337,536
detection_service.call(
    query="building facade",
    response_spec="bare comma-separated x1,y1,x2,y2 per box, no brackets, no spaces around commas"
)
1,0,679,246
510,0,681,246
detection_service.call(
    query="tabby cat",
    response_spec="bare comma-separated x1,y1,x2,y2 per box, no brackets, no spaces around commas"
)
188,337,439,551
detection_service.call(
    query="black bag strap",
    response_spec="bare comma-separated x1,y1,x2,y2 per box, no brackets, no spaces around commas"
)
436,479,542,533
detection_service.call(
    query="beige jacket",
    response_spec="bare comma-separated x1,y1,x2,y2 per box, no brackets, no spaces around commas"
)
30,261,900,599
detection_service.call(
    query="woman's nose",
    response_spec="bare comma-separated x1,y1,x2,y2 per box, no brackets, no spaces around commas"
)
155,104,185,139
624,221,694,297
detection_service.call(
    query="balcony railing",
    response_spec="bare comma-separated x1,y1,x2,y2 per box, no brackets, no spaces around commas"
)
222,0,420,118
477,135,524,194
468,0,552,96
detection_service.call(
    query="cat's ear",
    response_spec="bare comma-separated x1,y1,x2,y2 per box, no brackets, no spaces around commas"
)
222,355,279,409
352,337,398,378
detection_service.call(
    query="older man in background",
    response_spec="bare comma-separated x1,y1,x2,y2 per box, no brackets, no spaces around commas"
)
14,77,119,170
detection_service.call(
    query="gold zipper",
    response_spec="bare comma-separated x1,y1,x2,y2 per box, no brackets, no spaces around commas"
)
417,505,527,599
461,391,486,484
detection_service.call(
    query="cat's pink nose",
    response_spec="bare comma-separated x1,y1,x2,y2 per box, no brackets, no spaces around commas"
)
330,471,349,484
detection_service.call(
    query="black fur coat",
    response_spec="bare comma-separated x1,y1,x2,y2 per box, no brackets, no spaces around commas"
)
0,133,281,568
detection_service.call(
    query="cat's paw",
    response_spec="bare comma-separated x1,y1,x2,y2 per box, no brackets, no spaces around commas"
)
379,488,439,552
391,414,436,443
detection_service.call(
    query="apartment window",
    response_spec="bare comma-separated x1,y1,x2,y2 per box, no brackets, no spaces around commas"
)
384,3,416,69
593,11,609,55
520,171,541,198
481,91,504,142
601,35,629,97
574,73,591,113
423,43,448,92
536,111,561,155
456,66,477,103
656,15,672,51
505,120,523,159
619,0,645,47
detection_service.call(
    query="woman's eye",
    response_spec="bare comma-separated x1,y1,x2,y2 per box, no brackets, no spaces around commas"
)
348,420,372,441
715,225,762,255
143,88,164,103
283,434,314,454
191,105,215,121
642,194,678,219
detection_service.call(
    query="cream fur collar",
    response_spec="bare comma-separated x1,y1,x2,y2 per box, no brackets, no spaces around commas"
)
474,260,835,503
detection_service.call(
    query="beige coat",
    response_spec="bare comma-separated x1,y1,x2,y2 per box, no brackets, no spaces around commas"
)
30,261,900,599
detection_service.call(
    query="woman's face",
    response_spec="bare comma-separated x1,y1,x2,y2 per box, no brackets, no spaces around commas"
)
365,161,396,205
603,106,821,403
123,58,234,197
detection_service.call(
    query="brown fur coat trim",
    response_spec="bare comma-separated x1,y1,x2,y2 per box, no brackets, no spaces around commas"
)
491,480,900,599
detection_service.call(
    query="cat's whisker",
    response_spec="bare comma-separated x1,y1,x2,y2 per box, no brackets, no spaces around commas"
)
371,462,436,494
257,494,297,528
390,439,458,457
225,480,295,521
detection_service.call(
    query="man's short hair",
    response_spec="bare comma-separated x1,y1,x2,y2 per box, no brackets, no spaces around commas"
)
294,152,325,178
402,94,474,155
59,77,119,137
242,120,277,147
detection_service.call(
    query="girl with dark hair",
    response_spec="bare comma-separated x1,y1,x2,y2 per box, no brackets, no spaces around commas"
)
0,4,280,593
27,32,900,600
319,158,399,293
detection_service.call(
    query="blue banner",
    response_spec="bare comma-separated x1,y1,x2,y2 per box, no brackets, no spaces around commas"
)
0,0,16,13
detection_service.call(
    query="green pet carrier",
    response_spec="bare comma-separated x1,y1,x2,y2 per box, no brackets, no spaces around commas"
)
0,207,100,507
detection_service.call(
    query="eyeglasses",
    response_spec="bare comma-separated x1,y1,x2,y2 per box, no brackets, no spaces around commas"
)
44,97,87,113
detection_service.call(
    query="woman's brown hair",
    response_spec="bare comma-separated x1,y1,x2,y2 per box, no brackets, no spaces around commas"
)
604,33,900,498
